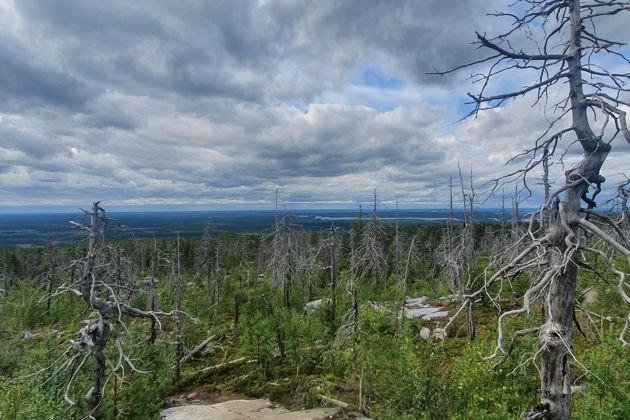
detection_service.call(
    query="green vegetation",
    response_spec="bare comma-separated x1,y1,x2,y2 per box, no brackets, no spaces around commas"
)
0,217,628,419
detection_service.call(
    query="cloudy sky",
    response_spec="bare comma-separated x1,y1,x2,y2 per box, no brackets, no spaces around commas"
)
0,0,628,213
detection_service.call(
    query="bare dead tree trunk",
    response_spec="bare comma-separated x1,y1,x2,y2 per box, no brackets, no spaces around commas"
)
541,147,551,229
87,317,110,417
329,223,338,335
173,235,184,384
617,180,629,231
146,238,160,345
501,187,506,227
233,293,240,326
38,203,196,418
44,242,56,312
214,246,221,313
356,191,386,285
0,266,8,297
401,236,415,298
80,203,108,418
457,161,468,228
432,1,630,418
511,186,520,234
266,213,300,308
351,288,359,339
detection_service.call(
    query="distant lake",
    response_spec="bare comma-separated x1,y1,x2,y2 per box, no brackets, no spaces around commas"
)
0,209,519,248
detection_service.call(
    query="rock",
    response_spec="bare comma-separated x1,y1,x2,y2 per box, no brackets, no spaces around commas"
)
401,296,448,320
403,306,441,319
22,330,34,339
304,299,330,311
161,399,338,420
404,296,428,306
419,327,431,340
187,392,198,399
422,311,448,320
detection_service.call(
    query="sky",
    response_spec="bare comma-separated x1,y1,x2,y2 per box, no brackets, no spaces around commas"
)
0,0,628,213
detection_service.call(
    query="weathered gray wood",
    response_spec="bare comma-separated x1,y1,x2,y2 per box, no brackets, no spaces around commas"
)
433,1,629,419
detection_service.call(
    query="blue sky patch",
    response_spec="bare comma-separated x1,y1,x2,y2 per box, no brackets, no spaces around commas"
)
360,68,404,89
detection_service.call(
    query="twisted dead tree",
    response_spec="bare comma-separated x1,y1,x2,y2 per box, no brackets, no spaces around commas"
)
433,1,630,418
40,202,196,419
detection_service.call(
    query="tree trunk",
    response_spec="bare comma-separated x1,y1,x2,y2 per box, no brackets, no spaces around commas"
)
330,225,337,336
535,209,576,419
533,138,609,420
532,2,612,417
87,318,110,418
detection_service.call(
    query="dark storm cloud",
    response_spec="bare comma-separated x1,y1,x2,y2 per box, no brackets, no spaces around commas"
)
0,35,98,111
11,0,501,105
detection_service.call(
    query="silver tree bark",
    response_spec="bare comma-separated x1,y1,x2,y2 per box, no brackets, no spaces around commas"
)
433,1,630,418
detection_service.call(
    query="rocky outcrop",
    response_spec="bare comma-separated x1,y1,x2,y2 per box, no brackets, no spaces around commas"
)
161,398,338,420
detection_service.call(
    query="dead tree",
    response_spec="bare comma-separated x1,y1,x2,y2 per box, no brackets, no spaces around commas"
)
323,223,341,334
433,1,630,418
540,146,553,229
355,191,387,286
144,237,161,344
40,202,195,419
0,265,8,297
41,242,58,311
295,234,321,302
437,169,476,296
197,222,221,313
265,213,301,307
615,178,629,230
102,243,137,302
172,235,184,383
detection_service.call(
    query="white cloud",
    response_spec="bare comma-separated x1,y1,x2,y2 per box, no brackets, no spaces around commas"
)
0,0,627,211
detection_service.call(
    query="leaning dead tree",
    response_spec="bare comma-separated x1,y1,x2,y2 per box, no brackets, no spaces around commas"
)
433,1,630,419
40,202,195,419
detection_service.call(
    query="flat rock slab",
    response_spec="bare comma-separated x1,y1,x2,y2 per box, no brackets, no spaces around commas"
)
404,297,428,306
402,297,448,321
422,311,448,320
403,306,441,319
161,398,337,420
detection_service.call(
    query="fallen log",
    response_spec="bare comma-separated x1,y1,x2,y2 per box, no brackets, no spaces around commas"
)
179,334,219,366
191,357,256,376
318,394,350,409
